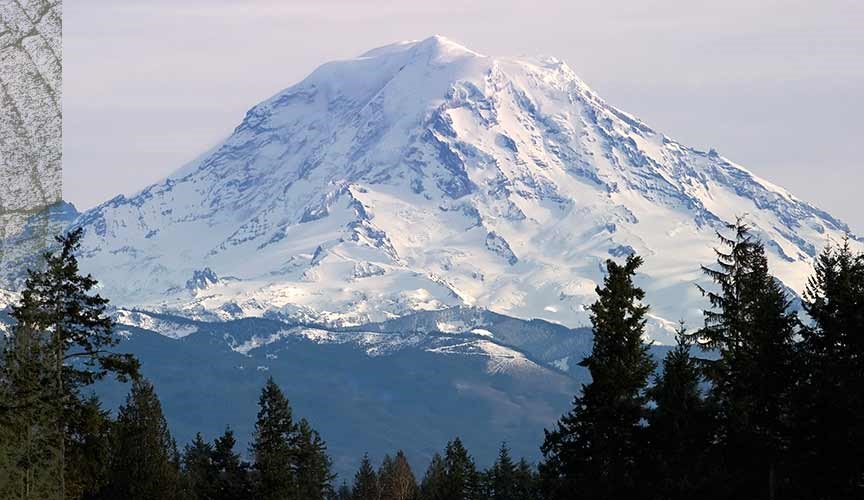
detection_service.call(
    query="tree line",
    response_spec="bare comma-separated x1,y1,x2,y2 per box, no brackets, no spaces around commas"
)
1,221,863,499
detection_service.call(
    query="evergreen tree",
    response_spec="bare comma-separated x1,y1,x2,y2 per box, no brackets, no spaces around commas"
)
540,254,655,499
65,395,114,500
0,229,138,499
182,432,216,500
419,454,447,500
512,459,537,500
251,377,298,500
333,481,352,500
212,427,253,500
646,324,712,499
379,450,418,500
442,437,480,500
792,239,864,498
106,379,181,500
485,443,518,500
694,220,798,498
295,418,334,500
352,453,380,500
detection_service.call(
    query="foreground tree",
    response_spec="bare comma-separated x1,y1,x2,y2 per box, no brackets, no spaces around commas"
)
295,418,334,500
792,239,864,498
379,450,418,500
419,454,447,500
106,379,181,500
694,220,798,498
484,443,536,500
251,377,298,500
181,433,216,500
352,453,380,500
540,254,655,499
0,228,139,499
212,427,253,500
646,324,713,499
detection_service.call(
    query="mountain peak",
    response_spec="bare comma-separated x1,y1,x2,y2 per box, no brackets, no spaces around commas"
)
73,37,861,343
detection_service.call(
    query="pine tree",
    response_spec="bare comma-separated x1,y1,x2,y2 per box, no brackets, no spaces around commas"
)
352,453,380,500
694,220,798,498
0,229,138,499
379,450,418,500
106,379,181,500
65,395,114,499
485,443,516,500
295,418,334,500
792,239,864,498
512,459,537,500
182,432,216,500
540,254,655,499
646,324,712,499
442,437,480,500
251,377,298,500
334,481,352,500
419,453,447,500
212,427,253,500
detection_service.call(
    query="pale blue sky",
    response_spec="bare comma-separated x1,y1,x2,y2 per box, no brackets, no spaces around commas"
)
64,0,863,232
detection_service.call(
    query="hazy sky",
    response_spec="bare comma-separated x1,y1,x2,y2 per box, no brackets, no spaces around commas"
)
64,0,863,232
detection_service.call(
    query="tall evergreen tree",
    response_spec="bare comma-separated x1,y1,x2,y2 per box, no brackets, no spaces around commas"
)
792,239,864,498
485,443,518,500
65,395,114,500
442,437,480,500
694,220,798,498
251,377,298,500
295,418,334,500
540,254,655,499
106,379,181,500
352,453,380,500
0,229,138,499
212,427,253,500
646,323,712,499
181,432,216,500
419,453,447,500
379,450,418,500
333,482,352,500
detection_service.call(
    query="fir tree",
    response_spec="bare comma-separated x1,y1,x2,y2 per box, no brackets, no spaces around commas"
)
486,443,518,500
379,450,418,500
352,453,380,500
295,418,334,500
419,453,447,500
694,220,798,498
212,427,253,500
442,437,480,500
65,395,114,500
333,481,352,500
251,377,298,500
182,432,216,500
792,239,864,498
646,324,712,499
106,379,181,500
540,254,655,499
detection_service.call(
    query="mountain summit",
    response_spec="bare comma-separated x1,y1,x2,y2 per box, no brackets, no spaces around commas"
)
75,36,859,341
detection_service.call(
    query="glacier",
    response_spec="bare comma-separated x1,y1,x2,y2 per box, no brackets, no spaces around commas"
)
66,35,860,344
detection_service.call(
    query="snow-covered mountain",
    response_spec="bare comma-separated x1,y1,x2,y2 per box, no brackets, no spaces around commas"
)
74,36,859,343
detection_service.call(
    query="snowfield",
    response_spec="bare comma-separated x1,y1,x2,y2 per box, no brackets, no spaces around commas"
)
69,36,859,344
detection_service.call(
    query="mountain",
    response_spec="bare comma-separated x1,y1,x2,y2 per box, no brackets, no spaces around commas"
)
71,36,858,343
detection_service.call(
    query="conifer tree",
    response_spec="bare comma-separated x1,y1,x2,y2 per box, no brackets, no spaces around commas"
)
486,443,518,500
295,417,334,500
106,379,181,500
442,437,480,500
513,459,537,500
334,482,352,500
65,395,114,500
792,239,864,498
379,450,418,500
646,324,712,499
182,432,216,500
540,254,655,499
352,453,380,500
694,220,797,498
212,427,253,500
251,377,298,500
419,453,447,500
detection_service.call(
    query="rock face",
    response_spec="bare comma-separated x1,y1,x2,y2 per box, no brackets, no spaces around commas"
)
0,0,63,290
73,36,859,343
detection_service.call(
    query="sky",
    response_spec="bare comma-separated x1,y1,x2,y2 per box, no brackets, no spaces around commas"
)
64,0,863,233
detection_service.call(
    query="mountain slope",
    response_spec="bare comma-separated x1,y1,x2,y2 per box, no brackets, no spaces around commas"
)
74,36,859,342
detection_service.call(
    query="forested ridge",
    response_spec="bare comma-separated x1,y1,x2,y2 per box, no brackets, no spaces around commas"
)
2,222,862,499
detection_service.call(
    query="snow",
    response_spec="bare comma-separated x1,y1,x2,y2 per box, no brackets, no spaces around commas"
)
71,36,862,345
